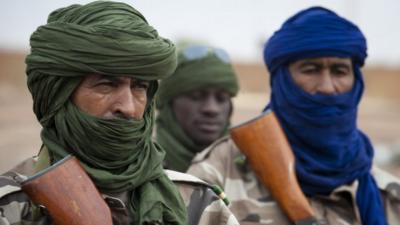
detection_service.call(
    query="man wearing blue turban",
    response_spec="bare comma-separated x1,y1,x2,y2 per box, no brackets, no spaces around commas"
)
189,6,400,224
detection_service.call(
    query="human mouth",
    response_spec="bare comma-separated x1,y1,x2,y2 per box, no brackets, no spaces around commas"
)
196,122,222,133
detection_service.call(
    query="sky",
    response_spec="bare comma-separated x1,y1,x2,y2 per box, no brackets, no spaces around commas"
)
1,0,399,66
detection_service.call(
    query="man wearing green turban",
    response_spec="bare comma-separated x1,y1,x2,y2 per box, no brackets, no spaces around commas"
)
156,45,239,172
0,2,239,225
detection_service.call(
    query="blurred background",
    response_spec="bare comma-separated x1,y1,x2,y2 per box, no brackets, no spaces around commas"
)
0,0,399,174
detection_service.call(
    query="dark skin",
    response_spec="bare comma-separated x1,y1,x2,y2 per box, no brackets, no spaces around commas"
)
288,57,354,95
172,87,232,149
71,74,150,120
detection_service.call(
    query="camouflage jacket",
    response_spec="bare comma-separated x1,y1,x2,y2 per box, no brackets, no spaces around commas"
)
0,156,239,225
188,136,400,225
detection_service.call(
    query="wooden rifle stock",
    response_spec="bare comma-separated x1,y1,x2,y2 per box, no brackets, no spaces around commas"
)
21,156,113,225
230,111,317,224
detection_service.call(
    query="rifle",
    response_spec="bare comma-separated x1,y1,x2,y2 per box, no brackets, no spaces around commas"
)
21,155,113,225
230,110,318,225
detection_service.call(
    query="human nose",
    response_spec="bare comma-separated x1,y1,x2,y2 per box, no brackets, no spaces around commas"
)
201,96,220,116
111,88,139,120
316,70,336,95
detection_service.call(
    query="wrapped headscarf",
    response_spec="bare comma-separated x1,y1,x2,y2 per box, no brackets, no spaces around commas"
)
156,45,239,172
263,7,387,225
26,1,187,225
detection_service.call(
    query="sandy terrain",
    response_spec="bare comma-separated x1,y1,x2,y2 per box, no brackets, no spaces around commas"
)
0,51,399,176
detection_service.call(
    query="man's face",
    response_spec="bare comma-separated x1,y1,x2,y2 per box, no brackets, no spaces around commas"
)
72,74,150,120
171,87,232,148
288,57,354,95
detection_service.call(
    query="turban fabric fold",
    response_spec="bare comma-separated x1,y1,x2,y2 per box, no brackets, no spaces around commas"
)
156,45,239,172
25,1,187,225
263,7,387,225
264,6,367,74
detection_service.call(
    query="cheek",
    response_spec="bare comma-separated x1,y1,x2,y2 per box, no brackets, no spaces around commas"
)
72,91,110,117
172,99,198,126
291,73,317,93
220,101,232,120
335,75,355,93
135,94,148,118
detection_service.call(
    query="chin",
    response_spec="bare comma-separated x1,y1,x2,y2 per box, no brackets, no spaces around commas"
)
195,134,220,146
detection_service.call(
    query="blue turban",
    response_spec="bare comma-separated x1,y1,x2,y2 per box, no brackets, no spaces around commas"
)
263,7,387,225
264,6,367,74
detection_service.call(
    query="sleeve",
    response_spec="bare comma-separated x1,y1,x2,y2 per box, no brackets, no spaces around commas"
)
0,175,49,225
187,136,234,188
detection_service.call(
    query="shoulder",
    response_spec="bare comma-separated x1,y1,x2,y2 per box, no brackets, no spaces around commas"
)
165,169,221,202
0,174,21,199
0,157,38,206
372,166,400,200
192,135,239,164
188,136,247,187
0,170,38,224
0,157,37,199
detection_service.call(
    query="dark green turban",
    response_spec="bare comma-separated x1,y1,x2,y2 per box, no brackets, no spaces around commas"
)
25,1,186,225
155,45,239,172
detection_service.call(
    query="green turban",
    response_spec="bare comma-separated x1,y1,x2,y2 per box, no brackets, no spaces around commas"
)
155,45,239,172
25,1,186,225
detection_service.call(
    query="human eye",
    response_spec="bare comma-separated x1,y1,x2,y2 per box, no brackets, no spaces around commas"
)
216,92,231,103
132,80,150,91
188,91,204,101
94,77,117,92
332,65,351,77
300,65,319,75
97,80,114,87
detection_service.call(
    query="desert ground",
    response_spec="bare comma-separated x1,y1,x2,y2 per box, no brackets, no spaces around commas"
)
0,51,399,176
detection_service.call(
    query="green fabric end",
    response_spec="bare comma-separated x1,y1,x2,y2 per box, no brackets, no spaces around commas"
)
34,146,51,173
210,184,230,206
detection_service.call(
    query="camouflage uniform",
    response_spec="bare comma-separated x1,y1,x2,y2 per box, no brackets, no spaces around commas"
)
188,136,400,225
0,157,239,225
